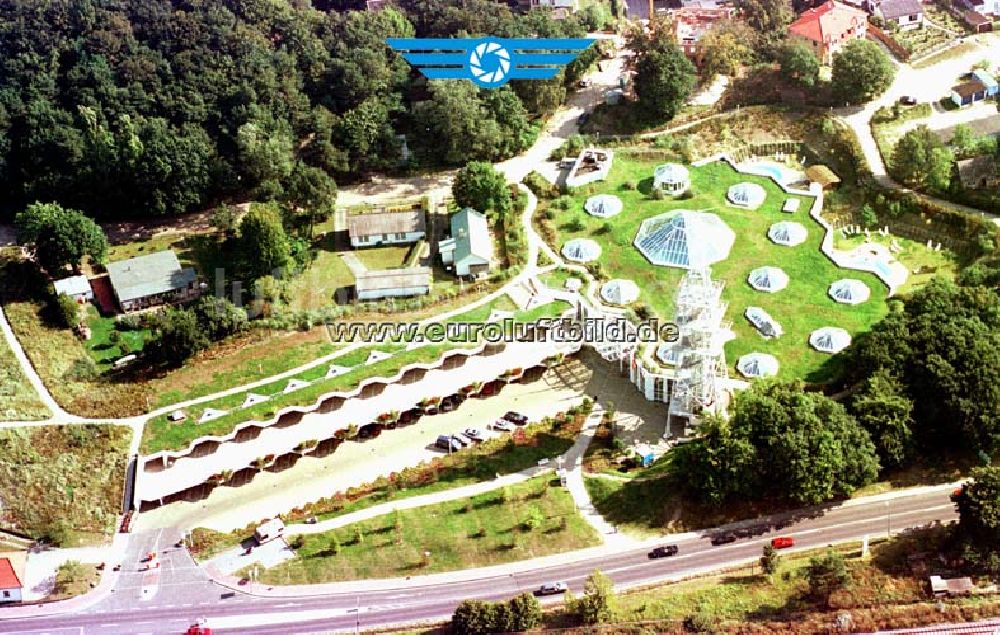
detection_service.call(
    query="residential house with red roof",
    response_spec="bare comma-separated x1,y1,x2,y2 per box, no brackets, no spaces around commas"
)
0,554,25,603
671,7,739,63
788,0,869,64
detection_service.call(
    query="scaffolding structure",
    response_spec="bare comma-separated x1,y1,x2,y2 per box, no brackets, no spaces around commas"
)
667,268,730,420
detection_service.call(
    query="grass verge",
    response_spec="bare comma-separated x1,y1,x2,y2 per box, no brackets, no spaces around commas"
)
246,476,601,584
0,322,49,421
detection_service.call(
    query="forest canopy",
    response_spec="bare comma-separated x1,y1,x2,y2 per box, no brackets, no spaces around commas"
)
0,0,598,220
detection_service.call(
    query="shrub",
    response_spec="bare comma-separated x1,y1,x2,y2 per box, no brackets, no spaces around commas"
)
54,293,79,328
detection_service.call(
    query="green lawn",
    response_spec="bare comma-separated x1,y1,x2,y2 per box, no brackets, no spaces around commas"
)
355,245,411,270
832,232,959,295
84,306,151,371
0,327,49,421
140,299,571,454
247,476,600,584
547,155,890,382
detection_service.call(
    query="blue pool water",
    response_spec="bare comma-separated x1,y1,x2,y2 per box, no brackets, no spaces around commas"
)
753,165,786,182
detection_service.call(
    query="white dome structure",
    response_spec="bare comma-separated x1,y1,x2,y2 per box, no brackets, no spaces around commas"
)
634,210,735,269
656,344,680,366
745,306,783,339
600,279,640,305
584,194,623,219
828,279,871,305
653,163,690,195
809,327,852,353
747,266,789,293
727,182,767,209
768,221,808,247
562,238,602,263
737,353,779,378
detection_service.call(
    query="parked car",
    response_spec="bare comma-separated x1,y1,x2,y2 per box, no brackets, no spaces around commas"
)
452,433,473,447
735,528,753,539
492,420,515,432
535,581,568,596
710,532,737,546
770,536,796,549
577,79,591,88
440,398,457,413
436,435,462,452
899,95,918,106
577,112,589,126
503,411,529,425
464,428,485,441
648,545,679,559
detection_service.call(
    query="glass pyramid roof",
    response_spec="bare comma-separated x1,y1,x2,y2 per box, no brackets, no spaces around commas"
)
737,353,779,378
727,182,767,208
748,266,789,293
809,327,852,353
767,221,808,246
585,194,623,218
828,279,870,305
561,238,602,263
633,210,735,269
745,306,783,338
600,279,640,305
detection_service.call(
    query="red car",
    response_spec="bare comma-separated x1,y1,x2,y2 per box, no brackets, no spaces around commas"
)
771,536,795,549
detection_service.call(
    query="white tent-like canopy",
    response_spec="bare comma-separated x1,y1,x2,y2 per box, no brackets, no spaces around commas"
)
747,266,789,293
562,238,602,263
745,306,783,338
809,327,852,353
727,182,767,209
737,353,779,378
828,278,871,305
653,163,691,195
656,344,680,366
768,221,808,247
585,194,623,218
600,279,640,305
634,210,735,269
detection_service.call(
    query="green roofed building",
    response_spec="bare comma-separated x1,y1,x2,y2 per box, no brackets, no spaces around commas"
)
440,208,492,279
107,250,199,313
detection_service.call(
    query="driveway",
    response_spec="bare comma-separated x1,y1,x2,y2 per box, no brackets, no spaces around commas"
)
896,101,1000,142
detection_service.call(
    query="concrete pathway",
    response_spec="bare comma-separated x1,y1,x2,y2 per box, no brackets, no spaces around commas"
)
559,403,637,547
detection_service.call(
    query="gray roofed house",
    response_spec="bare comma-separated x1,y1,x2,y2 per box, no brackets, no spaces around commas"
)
346,208,427,248
354,267,432,301
106,250,199,313
876,0,924,27
440,208,492,278
53,274,93,303
956,155,998,189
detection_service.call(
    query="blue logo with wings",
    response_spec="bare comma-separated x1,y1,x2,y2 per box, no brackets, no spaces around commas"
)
387,37,594,89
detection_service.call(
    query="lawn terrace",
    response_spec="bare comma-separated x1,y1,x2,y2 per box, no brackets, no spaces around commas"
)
550,154,890,382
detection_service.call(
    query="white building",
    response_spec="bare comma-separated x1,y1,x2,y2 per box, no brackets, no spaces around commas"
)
653,163,691,195
254,518,285,544
439,208,492,279
53,274,93,304
346,208,427,248
565,148,613,188
0,555,24,603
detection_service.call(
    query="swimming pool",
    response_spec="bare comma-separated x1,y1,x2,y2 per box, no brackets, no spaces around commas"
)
738,160,802,185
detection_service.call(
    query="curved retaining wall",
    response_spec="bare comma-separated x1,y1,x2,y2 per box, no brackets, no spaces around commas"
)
136,338,581,503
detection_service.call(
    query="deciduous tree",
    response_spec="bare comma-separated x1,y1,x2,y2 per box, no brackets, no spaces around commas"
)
832,40,895,104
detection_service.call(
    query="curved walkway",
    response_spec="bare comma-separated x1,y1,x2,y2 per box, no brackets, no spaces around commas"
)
0,304,73,423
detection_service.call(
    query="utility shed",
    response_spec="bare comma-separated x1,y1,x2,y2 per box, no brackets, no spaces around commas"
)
354,267,432,301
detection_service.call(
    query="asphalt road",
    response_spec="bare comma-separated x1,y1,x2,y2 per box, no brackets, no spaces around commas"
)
0,486,959,634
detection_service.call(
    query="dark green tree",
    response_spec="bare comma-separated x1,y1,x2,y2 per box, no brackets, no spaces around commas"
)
806,550,850,607
892,125,954,192
778,41,820,87
954,467,1000,572
832,40,895,104
503,593,542,632
15,202,108,274
699,23,755,78
453,162,513,221
736,0,793,49
631,35,697,123
576,569,616,625
192,296,249,341
147,308,209,366
849,368,913,468
451,600,496,635
235,203,292,281
54,294,80,328
760,544,780,575
284,163,338,239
